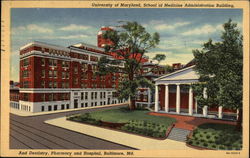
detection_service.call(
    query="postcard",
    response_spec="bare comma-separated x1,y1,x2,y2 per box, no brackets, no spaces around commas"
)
1,0,249,157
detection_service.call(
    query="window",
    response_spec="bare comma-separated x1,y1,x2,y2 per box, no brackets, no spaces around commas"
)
81,103,84,107
66,104,69,109
85,103,88,107
74,99,78,108
23,93,29,101
95,102,97,106
42,70,45,78
83,54,88,60
103,92,106,98
22,70,30,78
48,94,53,101
95,92,98,99
91,92,94,99
49,71,53,78
53,94,57,101
23,81,30,88
66,72,69,79
85,92,88,99
49,82,53,88
49,59,53,66
62,82,65,88
74,66,78,74
53,82,57,88
81,73,86,80
100,92,102,99
53,60,57,66
48,105,52,111
41,81,45,88
41,106,44,112
65,82,69,88
54,105,57,111
82,63,88,71
74,78,78,85
41,94,45,101
23,58,30,66
41,58,45,66
53,71,57,78
81,92,84,100
62,72,65,79
61,104,65,110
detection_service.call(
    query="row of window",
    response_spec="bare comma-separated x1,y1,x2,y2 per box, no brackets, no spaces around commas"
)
21,104,30,111
41,104,70,112
10,102,19,109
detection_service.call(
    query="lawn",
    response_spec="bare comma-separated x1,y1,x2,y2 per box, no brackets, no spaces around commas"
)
187,123,242,150
67,107,176,138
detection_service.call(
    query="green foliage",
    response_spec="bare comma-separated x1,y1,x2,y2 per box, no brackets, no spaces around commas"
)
192,19,243,111
152,54,166,63
97,21,165,109
187,123,242,150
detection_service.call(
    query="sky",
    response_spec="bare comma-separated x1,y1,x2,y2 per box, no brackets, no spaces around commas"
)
11,8,242,81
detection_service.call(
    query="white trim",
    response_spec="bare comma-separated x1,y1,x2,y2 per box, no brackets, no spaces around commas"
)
20,41,70,51
155,65,196,81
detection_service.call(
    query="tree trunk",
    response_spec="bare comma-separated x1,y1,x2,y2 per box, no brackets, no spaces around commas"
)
236,108,242,131
128,96,136,110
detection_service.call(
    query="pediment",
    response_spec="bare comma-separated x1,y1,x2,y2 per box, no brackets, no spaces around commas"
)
156,66,199,81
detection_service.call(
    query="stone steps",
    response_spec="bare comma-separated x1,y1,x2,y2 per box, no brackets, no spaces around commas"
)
167,127,191,142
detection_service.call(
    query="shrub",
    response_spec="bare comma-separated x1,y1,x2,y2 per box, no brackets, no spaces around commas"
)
203,143,208,147
211,144,216,149
206,135,211,139
219,145,225,150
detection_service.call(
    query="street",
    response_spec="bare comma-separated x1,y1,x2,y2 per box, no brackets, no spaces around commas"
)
10,105,136,150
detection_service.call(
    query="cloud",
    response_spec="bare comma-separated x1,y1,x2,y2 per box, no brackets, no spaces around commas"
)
58,34,89,39
27,24,53,33
182,24,223,36
12,24,53,34
59,24,90,31
154,22,190,31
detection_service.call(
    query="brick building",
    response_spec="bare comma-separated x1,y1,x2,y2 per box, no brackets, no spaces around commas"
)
16,26,166,113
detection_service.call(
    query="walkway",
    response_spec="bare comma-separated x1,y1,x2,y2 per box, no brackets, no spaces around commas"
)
149,112,237,130
45,117,195,150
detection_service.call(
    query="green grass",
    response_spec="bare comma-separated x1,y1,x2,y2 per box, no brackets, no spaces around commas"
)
84,107,175,126
187,123,242,150
67,107,176,138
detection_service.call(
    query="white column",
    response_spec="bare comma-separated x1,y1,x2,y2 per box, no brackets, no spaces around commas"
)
203,87,207,99
218,106,223,119
176,84,180,114
165,84,169,112
148,88,151,107
195,99,198,114
236,109,239,120
203,106,208,117
188,86,193,115
155,85,159,112
203,87,208,117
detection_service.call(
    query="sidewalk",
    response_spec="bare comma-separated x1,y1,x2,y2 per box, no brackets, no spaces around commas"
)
10,103,127,117
45,117,196,150
149,112,237,130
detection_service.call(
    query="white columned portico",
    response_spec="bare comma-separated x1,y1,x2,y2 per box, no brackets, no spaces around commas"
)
188,86,193,115
176,84,180,114
148,88,151,107
165,84,169,112
203,87,208,117
218,106,223,119
155,85,159,112
195,99,198,114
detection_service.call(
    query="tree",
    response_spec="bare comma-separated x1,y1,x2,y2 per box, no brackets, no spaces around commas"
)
97,21,165,110
192,19,243,130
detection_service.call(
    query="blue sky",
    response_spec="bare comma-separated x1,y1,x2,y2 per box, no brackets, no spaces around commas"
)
11,8,242,81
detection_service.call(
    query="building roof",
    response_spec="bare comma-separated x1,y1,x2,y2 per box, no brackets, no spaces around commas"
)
155,65,199,84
